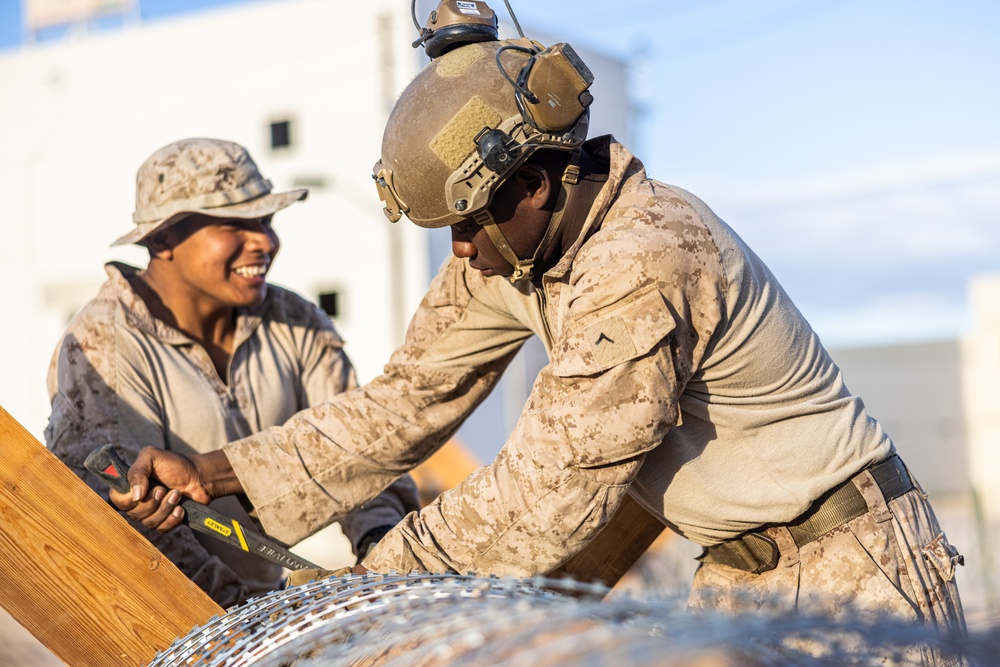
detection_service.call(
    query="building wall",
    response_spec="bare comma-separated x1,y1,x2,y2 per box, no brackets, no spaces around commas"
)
0,0,632,447
829,340,969,497
0,0,422,439
963,275,1000,518
0,3,632,657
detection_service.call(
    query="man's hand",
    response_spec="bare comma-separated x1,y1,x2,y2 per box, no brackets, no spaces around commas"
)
132,447,211,503
110,482,188,533
108,447,239,532
285,564,369,588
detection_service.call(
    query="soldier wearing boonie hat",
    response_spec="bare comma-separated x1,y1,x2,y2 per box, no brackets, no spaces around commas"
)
113,138,308,247
46,138,419,608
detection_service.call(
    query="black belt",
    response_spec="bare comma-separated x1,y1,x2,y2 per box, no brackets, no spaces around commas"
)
699,455,914,574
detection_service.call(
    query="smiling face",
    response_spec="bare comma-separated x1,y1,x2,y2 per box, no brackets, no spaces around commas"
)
156,213,280,311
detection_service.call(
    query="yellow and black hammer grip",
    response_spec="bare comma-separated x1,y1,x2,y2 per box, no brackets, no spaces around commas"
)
84,444,320,571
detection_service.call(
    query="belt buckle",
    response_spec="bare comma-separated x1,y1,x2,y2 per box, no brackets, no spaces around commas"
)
744,532,780,574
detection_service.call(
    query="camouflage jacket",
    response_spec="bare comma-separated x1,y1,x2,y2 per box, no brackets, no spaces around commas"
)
46,262,419,606
225,138,891,576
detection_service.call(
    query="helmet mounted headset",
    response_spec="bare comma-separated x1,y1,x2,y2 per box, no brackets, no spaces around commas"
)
374,0,594,282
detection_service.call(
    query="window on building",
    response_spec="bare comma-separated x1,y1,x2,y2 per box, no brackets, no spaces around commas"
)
318,291,339,318
270,119,292,150
292,175,329,189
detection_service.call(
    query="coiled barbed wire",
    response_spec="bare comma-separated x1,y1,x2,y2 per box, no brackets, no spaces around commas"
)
147,573,996,666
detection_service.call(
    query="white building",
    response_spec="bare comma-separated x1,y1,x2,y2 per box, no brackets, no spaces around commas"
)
962,276,1000,520
0,0,633,449
0,3,632,659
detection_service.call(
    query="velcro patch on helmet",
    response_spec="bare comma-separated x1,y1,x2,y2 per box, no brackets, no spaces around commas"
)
430,95,503,169
436,42,485,78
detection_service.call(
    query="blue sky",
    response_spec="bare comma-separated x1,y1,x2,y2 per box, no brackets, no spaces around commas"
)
513,0,1000,347
2,0,998,348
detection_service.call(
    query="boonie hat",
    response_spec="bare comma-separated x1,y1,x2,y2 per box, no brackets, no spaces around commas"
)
112,138,308,246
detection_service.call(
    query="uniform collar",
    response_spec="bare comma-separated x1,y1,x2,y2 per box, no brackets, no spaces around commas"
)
542,137,646,282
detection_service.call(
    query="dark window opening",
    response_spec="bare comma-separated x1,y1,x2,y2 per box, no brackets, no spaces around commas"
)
292,175,329,189
270,120,292,150
319,291,339,318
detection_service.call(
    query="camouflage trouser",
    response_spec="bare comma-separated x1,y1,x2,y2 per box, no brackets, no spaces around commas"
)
688,467,968,666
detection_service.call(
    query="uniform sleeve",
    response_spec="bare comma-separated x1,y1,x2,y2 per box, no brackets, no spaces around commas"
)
229,218,713,576
45,310,249,608
292,299,422,555
230,177,723,576
226,257,534,545
362,190,725,576
364,281,686,576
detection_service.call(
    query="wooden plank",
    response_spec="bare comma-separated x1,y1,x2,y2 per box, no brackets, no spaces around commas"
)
409,440,666,590
548,492,667,588
0,406,223,667
409,438,481,506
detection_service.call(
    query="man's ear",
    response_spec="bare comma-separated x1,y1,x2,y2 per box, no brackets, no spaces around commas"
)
514,164,553,210
144,231,174,260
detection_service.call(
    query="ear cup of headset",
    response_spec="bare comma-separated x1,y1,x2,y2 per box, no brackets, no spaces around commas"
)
516,43,595,132
423,23,499,58
417,0,500,59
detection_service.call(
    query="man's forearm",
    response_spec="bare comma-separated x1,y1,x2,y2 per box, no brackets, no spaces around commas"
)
196,449,244,498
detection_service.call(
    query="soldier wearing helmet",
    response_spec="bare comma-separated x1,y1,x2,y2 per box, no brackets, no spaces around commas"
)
118,38,966,664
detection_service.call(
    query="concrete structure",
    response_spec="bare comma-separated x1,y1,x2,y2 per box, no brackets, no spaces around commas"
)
963,276,1000,519
826,275,1000,522
829,340,968,497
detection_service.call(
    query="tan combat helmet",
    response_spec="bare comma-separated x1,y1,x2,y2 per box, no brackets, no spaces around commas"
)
373,38,594,282
113,138,307,247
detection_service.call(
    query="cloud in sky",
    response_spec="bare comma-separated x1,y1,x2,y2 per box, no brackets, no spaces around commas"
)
720,150,1000,258
556,0,1000,349
805,291,971,350
698,150,1000,346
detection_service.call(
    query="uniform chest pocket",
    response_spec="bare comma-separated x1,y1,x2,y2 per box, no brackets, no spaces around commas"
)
551,283,676,377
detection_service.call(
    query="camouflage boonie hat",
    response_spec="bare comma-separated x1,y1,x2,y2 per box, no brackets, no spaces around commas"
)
112,138,308,246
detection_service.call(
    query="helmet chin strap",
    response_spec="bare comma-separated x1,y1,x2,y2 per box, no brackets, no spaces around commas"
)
473,153,581,283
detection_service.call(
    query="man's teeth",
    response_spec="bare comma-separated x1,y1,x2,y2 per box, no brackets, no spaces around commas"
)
234,265,267,278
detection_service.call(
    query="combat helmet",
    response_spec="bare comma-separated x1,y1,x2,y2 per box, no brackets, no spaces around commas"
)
373,36,594,282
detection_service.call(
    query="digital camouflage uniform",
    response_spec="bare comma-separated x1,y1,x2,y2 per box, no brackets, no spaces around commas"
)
46,262,420,608
223,138,965,661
